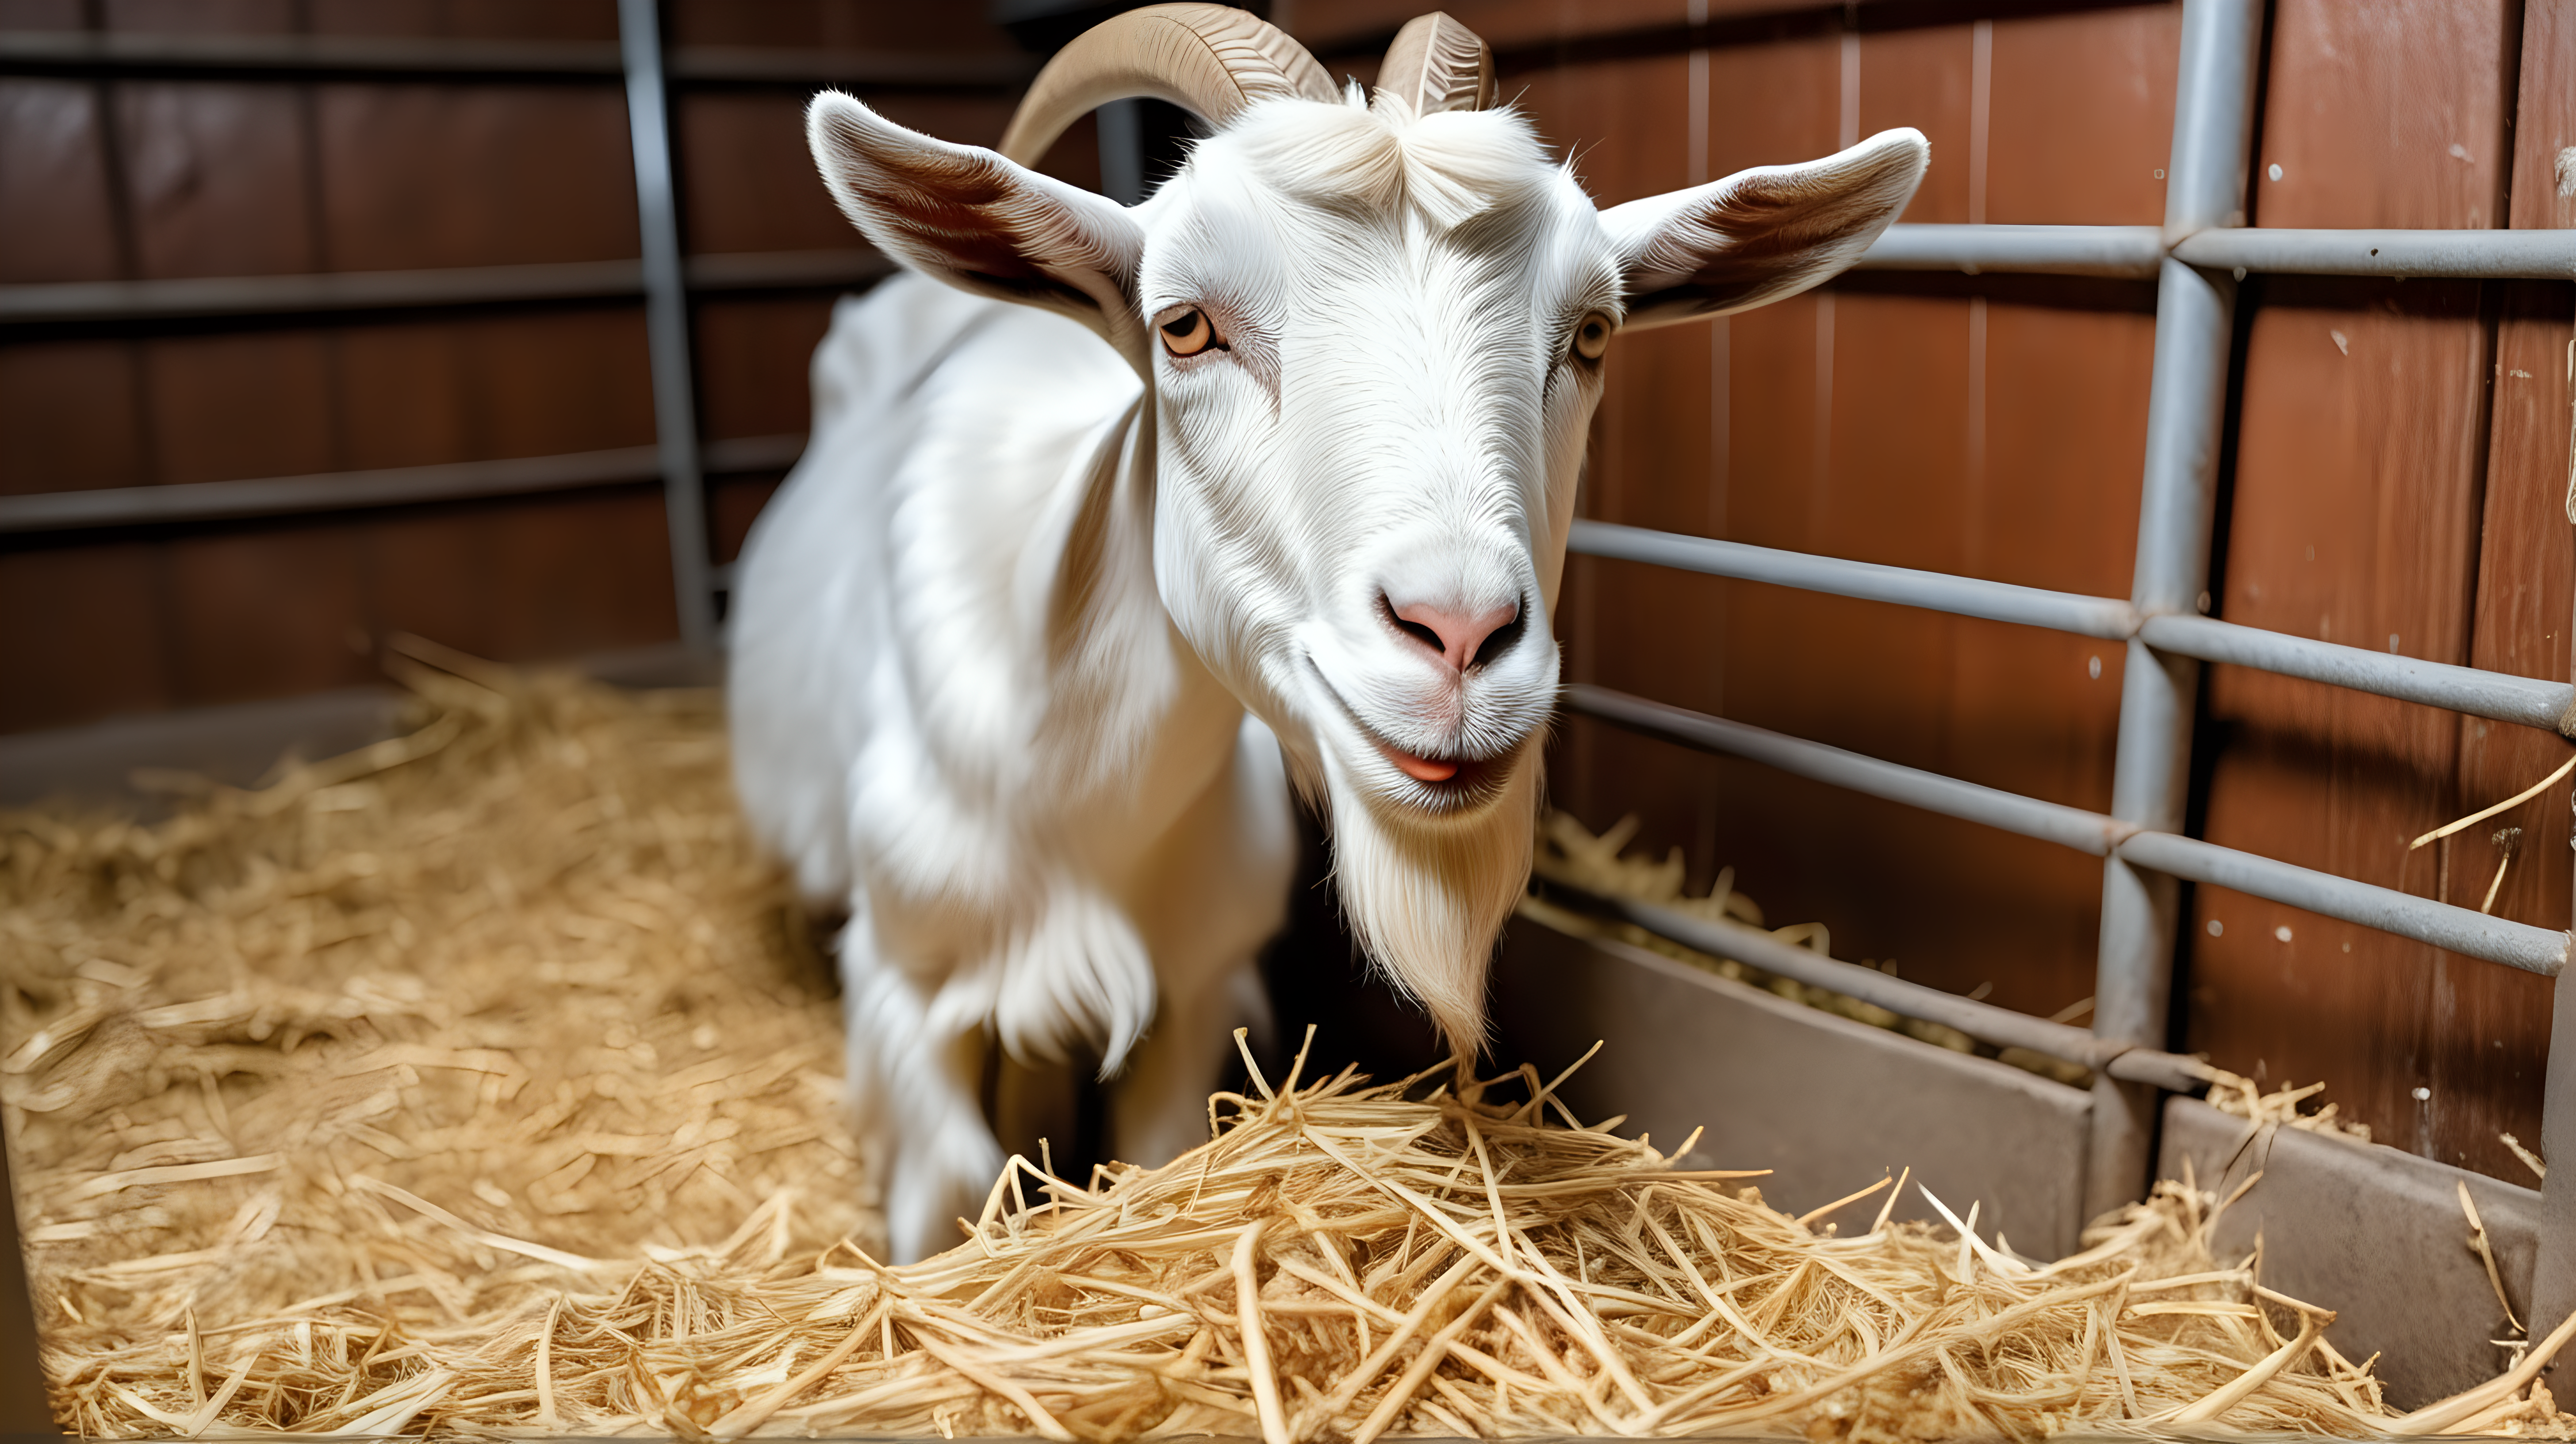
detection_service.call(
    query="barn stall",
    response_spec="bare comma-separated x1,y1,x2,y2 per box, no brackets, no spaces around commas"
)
0,0,2571,1433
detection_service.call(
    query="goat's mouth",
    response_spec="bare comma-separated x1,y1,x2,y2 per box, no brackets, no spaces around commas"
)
1372,736,1494,789
1301,658,1515,808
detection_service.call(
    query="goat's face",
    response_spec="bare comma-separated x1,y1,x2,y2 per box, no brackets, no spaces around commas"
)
1135,105,1607,1041
809,85,1925,1052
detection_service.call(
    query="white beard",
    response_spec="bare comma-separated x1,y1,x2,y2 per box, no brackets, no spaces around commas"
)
1320,751,1541,1056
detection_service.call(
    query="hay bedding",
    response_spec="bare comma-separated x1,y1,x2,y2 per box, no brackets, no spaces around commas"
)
0,654,2568,1438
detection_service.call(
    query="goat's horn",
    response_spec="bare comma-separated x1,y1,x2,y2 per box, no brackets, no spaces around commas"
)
1374,12,1495,118
997,3,1338,169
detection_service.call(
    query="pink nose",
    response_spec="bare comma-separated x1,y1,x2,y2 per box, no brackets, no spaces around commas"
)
1388,597,1522,672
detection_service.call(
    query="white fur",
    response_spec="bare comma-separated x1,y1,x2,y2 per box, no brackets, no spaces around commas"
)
732,85,1926,1261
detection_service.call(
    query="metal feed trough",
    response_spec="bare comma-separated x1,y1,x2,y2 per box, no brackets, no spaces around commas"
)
0,0,2571,1424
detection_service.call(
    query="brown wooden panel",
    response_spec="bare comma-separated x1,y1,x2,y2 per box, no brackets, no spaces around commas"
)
1293,0,1685,58
2254,0,2516,230
0,538,169,733
359,488,678,664
308,0,617,40
0,341,146,495
694,293,834,442
142,329,337,485
2426,0,2576,1184
161,521,375,707
104,0,292,32
0,1,84,27
2507,0,2576,233
332,307,655,469
678,91,870,256
2190,276,2508,1169
667,0,1017,53
1984,3,2178,226
0,80,123,284
316,82,638,271
2184,0,2531,1182
1859,24,1971,224
116,81,316,280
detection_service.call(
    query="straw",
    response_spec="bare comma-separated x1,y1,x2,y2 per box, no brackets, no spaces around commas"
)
4,664,2570,1438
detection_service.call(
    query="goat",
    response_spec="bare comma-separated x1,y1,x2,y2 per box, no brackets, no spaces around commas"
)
728,4,1927,1262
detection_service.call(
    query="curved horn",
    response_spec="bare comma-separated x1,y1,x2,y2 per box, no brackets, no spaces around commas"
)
997,4,1338,169
1374,12,1494,118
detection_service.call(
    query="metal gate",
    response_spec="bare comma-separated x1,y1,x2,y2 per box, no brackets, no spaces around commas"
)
1546,0,2575,1348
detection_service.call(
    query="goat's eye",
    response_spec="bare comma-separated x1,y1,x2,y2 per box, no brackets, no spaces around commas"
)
1571,313,1613,361
1159,307,1217,357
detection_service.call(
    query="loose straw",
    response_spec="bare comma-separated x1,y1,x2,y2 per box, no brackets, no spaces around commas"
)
4,662,2569,1439
2411,753,2576,850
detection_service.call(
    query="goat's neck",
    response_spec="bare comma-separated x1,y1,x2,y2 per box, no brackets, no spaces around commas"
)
1030,394,1242,862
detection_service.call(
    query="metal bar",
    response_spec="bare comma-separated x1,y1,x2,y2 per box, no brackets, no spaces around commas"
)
2140,613,2576,736
1540,879,2215,1092
2084,0,2263,1224
1565,683,2131,856
0,27,1036,87
685,249,892,292
1563,683,2571,979
0,434,800,535
0,27,622,74
1855,224,2163,278
0,249,886,327
2175,227,2576,280
0,258,642,326
618,0,715,653
1854,223,2576,283
2116,833,2569,978
1568,519,2141,639
1572,520,2576,736
0,446,655,533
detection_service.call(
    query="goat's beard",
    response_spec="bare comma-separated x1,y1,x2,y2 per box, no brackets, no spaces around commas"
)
1318,753,1541,1057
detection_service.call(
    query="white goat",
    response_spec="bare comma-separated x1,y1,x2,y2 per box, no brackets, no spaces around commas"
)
729,5,1926,1262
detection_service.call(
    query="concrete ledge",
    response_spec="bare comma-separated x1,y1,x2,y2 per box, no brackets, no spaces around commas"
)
2159,1096,2541,1409
0,641,716,815
1493,917,2094,1259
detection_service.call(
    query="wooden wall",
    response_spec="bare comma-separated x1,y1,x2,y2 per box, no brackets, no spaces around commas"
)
0,0,1072,733
2,0,2567,1184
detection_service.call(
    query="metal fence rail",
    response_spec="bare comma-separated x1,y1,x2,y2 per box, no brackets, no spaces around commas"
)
1564,684,2572,979
1568,519,2576,736
1858,223,2576,281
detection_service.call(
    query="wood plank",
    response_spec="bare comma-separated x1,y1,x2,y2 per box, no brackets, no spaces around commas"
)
2186,0,2529,1179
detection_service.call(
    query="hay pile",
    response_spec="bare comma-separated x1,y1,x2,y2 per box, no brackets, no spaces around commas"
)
0,645,870,1433
1,653,2570,1438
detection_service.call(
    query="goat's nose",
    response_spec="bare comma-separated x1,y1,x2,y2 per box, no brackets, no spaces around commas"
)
1387,595,1523,672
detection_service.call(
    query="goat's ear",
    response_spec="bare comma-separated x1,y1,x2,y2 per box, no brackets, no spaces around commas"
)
807,92,1150,367
1602,127,1928,331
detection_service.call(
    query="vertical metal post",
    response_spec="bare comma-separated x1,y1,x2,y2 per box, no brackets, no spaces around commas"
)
1097,99,1147,206
2083,0,2263,1223
617,0,717,652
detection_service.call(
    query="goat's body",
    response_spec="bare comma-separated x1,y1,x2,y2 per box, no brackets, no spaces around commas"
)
730,277,1296,1257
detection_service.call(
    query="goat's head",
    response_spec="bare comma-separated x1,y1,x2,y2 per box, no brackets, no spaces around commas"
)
806,6,1926,1055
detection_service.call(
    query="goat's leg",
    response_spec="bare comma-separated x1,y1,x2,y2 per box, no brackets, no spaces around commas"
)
840,933,1002,1264
1110,713,1297,1164
1108,955,1270,1166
